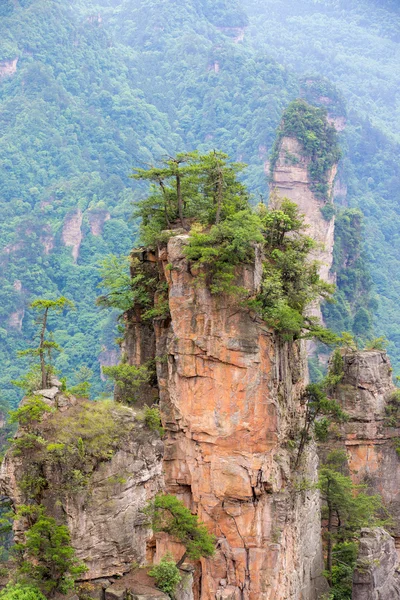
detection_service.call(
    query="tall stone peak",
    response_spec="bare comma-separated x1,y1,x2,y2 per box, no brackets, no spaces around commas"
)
126,236,327,600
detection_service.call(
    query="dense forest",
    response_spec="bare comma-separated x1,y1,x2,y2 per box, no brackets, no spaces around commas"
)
0,0,399,404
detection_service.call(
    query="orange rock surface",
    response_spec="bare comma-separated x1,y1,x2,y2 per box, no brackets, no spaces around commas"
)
152,236,326,600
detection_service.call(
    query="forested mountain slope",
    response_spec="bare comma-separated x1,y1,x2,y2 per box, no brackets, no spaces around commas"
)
0,0,298,403
1,0,400,403
242,0,400,370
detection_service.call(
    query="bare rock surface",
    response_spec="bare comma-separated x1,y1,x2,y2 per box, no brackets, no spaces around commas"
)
150,236,326,600
0,384,164,581
352,528,400,600
331,350,400,539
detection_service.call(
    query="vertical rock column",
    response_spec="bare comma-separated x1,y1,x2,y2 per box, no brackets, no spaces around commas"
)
154,235,326,600
330,350,400,545
270,136,337,287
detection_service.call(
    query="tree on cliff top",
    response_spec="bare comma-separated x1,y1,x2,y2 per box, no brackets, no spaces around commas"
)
131,150,249,246
129,150,337,343
15,297,74,390
269,99,341,200
145,494,216,567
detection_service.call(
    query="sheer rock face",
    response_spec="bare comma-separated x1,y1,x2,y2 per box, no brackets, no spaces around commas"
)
0,386,164,581
152,236,326,600
331,351,400,539
352,528,400,600
270,136,336,287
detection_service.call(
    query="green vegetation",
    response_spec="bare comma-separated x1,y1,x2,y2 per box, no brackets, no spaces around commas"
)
9,399,133,500
102,362,152,405
318,450,388,598
250,198,336,341
0,0,297,406
296,350,347,465
142,406,164,437
0,584,46,600
1,0,400,397
244,0,400,371
13,505,86,595
145,494,215,568
24,298,74,389
384,389,400,428
323,209,374,345
132,152,336,342
149,554,182,596
9,396,52,428
270,99,341,199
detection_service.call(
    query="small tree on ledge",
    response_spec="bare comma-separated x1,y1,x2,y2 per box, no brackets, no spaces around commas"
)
145,494,216,568
19,297,74,390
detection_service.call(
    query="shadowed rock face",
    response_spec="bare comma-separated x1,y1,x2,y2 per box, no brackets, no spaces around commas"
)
0,385,164,581
331,351,400,540
352,528,400,600
150,235,326,600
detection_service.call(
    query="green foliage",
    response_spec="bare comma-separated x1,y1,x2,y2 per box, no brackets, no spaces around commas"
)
0,584,46,600
320,203,335,222
9,397,52,428
9,399,133,500
251,199,336,341
132,150,251,248
149,554,182,596
143,406,164,437
270,99,341,199
384,390,400,428
325,541,358,600
339,332,358,352
102,362,151,405
318,449,388,591
323,209,374,346
98,255,158,314
145,494,215,565
133,154,336,342
15,297,74,391
185,211,264,295
364,336,388,351
13,505,86,595
244,0,400,370
1,0,400,401
296,355,346,463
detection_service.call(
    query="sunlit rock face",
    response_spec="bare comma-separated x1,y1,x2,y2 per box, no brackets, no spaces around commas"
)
150,235,326,600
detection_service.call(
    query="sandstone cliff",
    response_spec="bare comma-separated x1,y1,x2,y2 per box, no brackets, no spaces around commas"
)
330,350,400,542
126,238,327,600
270,136,336,288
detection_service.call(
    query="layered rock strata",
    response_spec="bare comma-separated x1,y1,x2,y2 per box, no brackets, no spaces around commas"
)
136,236,327,600
330,350,400,541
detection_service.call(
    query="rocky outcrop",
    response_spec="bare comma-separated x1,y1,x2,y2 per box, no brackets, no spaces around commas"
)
129,236,327,600
0,382,164,581
62,209,83,262
352,528,400,600
330,350,400,540
88,209,110,236
270,136,336,287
